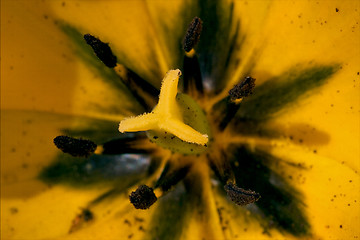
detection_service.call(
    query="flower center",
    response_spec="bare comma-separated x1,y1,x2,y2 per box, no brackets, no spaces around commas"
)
119,69,211,155
52,17,260,215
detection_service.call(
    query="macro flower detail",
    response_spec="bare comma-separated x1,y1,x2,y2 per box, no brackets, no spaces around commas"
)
2,1,359,240
46,10,336,237
119,69,209,146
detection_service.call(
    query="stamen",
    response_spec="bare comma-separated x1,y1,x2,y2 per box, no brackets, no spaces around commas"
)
183,54,204,95
129,185,157,209
182,17,204,95
154,162,191,192
115,64,160,99
208,151,234,185
183,17,203,52
224,182,261,206
218,97,241,131
229,76,256,101
84,34,117,68
101,134,150,155
114,64,159,111
212,76,256,130
84,34,159,111
53,135,97,157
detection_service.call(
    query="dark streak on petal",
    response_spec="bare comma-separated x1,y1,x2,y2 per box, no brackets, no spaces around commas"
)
87,157,160,207
194,1,244,92
58,23,146,114
146,184,190,240
228,145,311,236
58,23,124,91
236,64,340,121
39,153,151,186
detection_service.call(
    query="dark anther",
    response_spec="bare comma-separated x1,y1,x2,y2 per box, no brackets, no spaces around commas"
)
53,135,97,157
84,34,117,68
229,76,256,101
129,185,157,210
183,17,203,52
224,182,261,206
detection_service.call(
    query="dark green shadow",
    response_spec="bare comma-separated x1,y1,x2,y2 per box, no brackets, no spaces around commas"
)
227,145,311,236
237,64,340,121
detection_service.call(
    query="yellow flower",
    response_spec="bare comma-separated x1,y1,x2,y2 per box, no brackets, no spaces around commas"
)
1,1,359,240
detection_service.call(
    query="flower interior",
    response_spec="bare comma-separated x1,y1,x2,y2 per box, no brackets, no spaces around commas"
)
55,16,262,210
40,2,342,238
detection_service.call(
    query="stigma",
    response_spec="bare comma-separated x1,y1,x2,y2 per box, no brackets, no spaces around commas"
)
119,69,208,145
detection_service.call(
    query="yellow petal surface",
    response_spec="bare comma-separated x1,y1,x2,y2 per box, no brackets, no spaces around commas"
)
1,0,359,240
